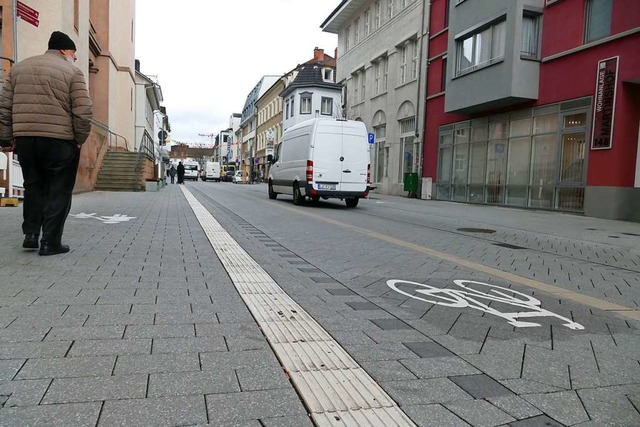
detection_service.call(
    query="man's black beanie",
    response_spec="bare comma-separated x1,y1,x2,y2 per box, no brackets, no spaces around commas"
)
48,31,76,51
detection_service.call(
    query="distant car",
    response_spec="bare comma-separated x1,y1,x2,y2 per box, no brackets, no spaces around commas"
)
232,171,243,184
221,170,235,182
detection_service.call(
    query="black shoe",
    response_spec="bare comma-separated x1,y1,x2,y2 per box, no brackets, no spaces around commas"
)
39,242,70,256
23,234,39,249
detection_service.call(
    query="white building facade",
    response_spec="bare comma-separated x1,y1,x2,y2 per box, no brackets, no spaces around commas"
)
322,0,429,196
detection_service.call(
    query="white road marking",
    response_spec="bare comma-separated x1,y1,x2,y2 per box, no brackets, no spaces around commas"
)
70,212,136,224
388,279,585,330
180,186,416,427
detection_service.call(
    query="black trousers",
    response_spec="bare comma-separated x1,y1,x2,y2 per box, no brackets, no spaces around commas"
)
15,136,80,244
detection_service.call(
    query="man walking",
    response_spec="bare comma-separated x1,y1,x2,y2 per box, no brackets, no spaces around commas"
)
0,31,93,256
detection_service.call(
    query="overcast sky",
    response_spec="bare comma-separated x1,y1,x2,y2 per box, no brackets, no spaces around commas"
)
135,0,340,145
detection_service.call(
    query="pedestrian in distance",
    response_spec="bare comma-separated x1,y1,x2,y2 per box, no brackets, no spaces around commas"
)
168,164,176,184
177,161,185,184
0,31,93,256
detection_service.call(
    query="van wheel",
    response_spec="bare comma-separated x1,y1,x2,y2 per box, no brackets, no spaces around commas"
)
268,181,278,199
345,197,359,207
293,184,304,205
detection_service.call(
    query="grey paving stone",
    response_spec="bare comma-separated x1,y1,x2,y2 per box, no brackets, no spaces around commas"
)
63,304,132,316
404,341,456,358
154,311,219,324
113,352,200,375
45,325,125,341
325,288,358,296
130,303,192,314
400,357,481,379
310,277,338,283
523,391,590,426
16,356,116,380
360,360,419,381
84,313,154,326
217,311,255,323
148,369,239,397
345,342,421,362
498,379,565,395
68,338,151,357
0,360,24,381
195,322,262,338
0,341,72,360
236,366,291,392
381,378,473,405
10,314,88,328
402,403,470,427
371,318,413,330
507,414,565,427
0,379,50,407
261,415,315,427
99,395,207,426
0,401,101,426
0,327,50,342
345,301,380,310
124,324,195,339
152,336,227,354
445,399,515,427
330,330,377,345
200,349,280,371
42,374,147,404
486,395,543,420
449,374,514,398
225,333,270,351
205,388,307,424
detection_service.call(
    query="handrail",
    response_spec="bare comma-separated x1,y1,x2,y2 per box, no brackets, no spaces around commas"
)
91,120,129,152
135,130,156,174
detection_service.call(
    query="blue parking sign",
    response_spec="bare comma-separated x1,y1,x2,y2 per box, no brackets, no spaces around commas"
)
368,133,375,144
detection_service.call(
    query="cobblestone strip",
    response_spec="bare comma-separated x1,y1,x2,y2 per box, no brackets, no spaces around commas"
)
180,186,416,426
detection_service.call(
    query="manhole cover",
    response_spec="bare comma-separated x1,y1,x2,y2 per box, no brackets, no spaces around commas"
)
493,243,525,249
457,228,496,234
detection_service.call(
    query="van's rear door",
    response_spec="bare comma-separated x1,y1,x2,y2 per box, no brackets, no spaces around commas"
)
312,121,344,189
338,123,369,192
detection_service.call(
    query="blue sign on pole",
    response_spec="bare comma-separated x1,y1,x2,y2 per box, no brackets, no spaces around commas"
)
368,133,375,144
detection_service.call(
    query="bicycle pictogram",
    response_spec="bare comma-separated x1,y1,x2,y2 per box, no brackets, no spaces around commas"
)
387,279,584,330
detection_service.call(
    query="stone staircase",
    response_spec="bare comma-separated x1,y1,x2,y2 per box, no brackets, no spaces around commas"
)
94,151,144,191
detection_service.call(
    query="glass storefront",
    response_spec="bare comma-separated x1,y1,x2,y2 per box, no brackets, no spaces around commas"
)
437,100,589,212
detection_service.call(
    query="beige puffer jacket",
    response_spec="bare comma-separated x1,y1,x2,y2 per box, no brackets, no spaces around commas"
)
0,50,93,144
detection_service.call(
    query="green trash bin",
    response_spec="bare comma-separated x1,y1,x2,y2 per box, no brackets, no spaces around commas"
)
403,172,418,192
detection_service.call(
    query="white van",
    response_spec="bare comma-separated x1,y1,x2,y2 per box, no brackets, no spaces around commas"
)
183,161,200,181
203,161,221,182
268,118,370,207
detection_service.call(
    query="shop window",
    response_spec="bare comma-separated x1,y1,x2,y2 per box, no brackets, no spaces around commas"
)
374,125,387,181
456,18,506,76
398,118,416,182
585,0,612,43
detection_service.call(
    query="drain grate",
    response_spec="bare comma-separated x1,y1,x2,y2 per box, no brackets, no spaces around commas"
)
457,227,496,234
493,243,526,250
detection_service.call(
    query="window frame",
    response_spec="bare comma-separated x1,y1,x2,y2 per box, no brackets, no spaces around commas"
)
300,93,312,115
321,97,333,116
455,17,507,77
584,0,612,43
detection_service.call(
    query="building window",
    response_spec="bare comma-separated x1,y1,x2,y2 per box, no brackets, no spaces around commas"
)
411,40,418,80
398,117,416,182
374,1,382,29
290,97,294,117
441,57,448,91
300,93,312,114
387,0,395,20
456,18,506,76
374,60,382,95
383,57,389,92
345,26,351,51
285,100,289,119
364,9,371,36
521,12,541,58
354,18,360,45
321,97,333,115
585,0,612,43
360,70,366,102
353,74,359,104
374,125,387,180
323,68,334,81
399,43,408,84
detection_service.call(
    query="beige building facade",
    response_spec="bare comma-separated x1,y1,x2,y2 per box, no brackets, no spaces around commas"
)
0,0,136,193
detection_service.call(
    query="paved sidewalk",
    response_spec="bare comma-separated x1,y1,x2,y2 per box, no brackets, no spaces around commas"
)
1,185,639,426
0,188,312,426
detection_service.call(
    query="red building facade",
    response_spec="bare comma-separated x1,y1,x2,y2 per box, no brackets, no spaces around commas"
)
424,0,640,221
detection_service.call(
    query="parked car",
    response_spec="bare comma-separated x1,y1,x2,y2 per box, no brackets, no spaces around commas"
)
222,170,235,182
202,161,221,181
232,171,243,184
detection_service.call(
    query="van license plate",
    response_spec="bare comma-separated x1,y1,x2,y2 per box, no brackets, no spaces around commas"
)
317,184,336,190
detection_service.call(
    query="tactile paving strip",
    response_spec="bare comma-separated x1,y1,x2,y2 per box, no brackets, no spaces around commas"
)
181,187,416,426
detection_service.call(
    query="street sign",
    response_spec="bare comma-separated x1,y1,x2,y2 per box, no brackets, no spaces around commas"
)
368,133,375,144
17,1,39,27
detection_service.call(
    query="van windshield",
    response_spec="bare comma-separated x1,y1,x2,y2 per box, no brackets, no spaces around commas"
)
185,165,198,171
